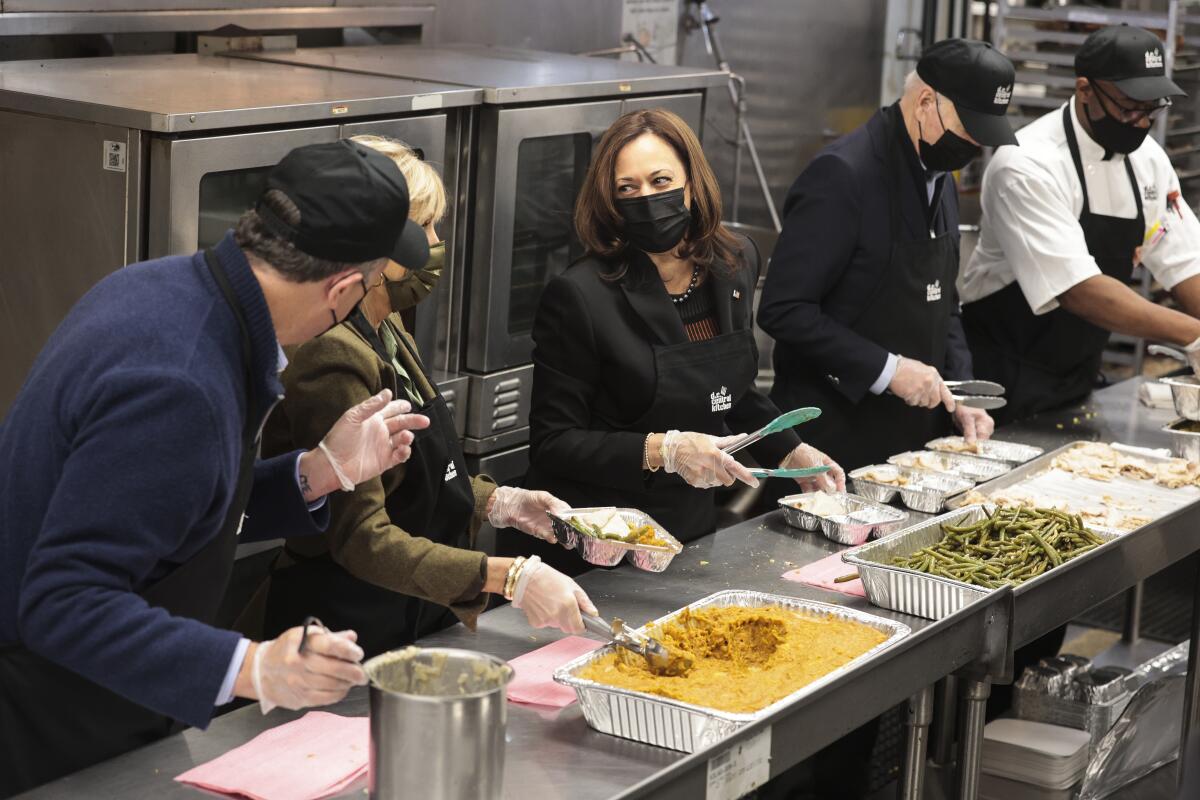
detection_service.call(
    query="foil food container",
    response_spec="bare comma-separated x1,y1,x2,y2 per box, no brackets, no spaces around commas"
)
1162,376,1200,422
1162,418,1200,462
848,465,974,513
777,492,909,545
887,450,1012,483
925,436,1044,466
552,590,910,753
548,508,683,572
841,505,1120,621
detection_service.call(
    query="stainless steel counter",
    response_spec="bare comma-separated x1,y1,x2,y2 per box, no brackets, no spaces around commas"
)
228,44,729,104
16,376,1200,799
0,53,480,132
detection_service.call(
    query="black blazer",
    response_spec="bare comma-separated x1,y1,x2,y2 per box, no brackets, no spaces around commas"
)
525,237,800,501
758,104,974,404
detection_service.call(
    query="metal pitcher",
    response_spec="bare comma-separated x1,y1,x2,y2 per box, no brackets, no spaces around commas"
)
365,647,513,800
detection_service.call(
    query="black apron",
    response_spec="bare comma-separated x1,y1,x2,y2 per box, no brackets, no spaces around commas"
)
963,104,1143,424
771,109,958,471
263,313,474,659
0,250,262,798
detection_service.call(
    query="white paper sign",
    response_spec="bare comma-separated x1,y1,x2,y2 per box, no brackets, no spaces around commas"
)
706,726,771,800
102,140,126,173
620,0,680,65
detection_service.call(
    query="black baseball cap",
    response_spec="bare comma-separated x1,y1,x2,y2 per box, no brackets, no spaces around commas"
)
256,139,430,271
917,39,1018,147
1076,25,1185,101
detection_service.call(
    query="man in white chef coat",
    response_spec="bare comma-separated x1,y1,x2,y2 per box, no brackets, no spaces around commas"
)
961,24,1200,423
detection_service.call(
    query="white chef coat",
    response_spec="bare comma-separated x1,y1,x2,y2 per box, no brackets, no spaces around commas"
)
960,99,1200,314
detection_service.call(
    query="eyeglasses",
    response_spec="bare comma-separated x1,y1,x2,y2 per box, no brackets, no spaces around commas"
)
1090,81,1171,124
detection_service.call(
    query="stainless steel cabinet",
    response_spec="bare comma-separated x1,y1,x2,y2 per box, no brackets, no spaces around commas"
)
465,92,704,376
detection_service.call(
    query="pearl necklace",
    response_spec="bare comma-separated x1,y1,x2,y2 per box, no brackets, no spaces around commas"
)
668,264,701,305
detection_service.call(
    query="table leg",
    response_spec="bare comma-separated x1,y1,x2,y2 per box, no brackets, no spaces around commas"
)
1122,581,1144,644
931,675,958,767
958,678,991,800
1179,559,1200,790
901,684,935,800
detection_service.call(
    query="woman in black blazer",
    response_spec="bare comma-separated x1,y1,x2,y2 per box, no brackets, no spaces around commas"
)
513,108,845,571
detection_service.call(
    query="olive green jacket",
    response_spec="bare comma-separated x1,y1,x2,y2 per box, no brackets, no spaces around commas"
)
262,312,496,628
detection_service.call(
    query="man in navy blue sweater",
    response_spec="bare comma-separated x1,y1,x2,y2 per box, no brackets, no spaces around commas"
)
0,140,434,796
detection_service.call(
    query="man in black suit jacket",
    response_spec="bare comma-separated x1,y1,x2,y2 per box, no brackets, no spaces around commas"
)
759,39,1018,470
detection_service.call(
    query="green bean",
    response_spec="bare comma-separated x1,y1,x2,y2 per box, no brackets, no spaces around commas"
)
889,507,1106,589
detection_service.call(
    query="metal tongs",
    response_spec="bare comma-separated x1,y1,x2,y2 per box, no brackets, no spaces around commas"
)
944,379,1007,410
721,407,822,456
582,613,693,676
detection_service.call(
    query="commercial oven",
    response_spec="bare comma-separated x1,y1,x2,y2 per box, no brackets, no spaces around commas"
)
0,53,481,427
226,44,726,483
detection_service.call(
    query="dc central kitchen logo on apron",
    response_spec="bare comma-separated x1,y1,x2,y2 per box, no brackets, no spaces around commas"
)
711,386,732,412
926,280,942,303
444,460,458,482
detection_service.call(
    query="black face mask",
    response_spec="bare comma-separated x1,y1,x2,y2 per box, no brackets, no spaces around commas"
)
918,128,980,173
320,276,369,336
615,187,692,254
918,107,981,173
1085,100,1151,156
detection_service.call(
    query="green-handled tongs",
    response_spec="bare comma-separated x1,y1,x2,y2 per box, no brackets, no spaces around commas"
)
747,465,832,480
721,407,822,456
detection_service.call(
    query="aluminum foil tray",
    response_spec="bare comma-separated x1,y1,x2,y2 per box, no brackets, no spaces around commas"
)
778,492,909,545
848,464,974,513
887,450,1011,483
553,590,909,752
842,505,1120,621
548,507,683,572
925,436,1044,466
1162,418,1200,462
1162,376,1200,422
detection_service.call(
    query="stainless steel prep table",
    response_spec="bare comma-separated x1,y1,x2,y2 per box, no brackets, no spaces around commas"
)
14,506,1009,800
16,375,1200,799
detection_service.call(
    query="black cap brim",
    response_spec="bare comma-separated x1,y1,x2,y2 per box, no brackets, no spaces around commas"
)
956,104,1018,147
391,218,430,270
1111,74,1186,101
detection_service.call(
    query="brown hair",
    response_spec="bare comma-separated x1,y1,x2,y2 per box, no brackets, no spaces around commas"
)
574,108,743,279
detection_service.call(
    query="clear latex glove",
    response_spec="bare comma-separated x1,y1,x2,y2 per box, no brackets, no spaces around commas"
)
317,389,430,491
1186,336,1200,378
889,357,956,412
512,556,598,634
487,486,568,542
782,443,846,493
661,430,759,489
953,404,995,445
250,625,367,714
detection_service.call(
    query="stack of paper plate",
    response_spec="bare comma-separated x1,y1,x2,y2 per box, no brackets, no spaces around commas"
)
980,719,1091,799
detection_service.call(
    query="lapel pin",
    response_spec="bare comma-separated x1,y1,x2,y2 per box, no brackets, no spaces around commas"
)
732,289,741,300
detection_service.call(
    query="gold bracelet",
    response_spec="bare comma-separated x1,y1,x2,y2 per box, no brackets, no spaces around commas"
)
643,435,659,472
503,556,525,601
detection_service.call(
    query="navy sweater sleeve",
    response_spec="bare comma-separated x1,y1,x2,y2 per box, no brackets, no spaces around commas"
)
17,369,241,729
758,154,891,402
239,451,330,543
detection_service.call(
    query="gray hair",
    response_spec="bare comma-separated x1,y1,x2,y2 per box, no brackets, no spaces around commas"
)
233,189,384,283
904,70,927,96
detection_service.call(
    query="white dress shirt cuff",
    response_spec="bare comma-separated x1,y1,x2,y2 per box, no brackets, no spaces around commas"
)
869,353,900,395
216,637,251,706
295,452,327,512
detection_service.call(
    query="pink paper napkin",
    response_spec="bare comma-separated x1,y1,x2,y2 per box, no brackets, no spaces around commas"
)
507,635,604,707
175,711,368,800
782,550,865,597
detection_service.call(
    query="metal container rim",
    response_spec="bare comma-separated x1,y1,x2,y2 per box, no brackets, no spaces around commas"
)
365,647,514,700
